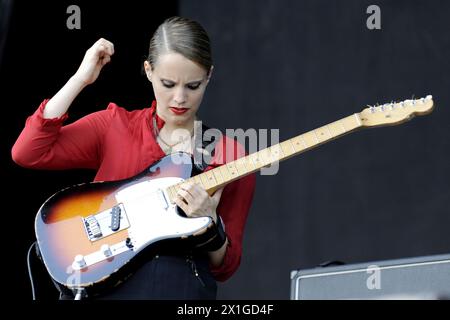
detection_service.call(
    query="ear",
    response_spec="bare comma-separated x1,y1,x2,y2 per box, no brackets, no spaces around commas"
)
206,65,214,84
144,61,153,82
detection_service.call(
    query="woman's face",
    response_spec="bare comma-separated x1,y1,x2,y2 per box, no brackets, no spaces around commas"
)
144,52,211,127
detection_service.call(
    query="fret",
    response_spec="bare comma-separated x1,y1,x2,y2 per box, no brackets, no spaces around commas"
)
211,167,224,185
190,174,201,189
313,130,320,143
342,115,359,132
270,144,284,162
288,139,298,153
244,155,256,171
234,157,248,175
198,172,211,189
219,165,232,182
217,166,226,182
315,128,325,142
226,162,239,178
238,156,249,173
249,152,262,170
325,124,334,139
280,141,294,158
300,135,308,148
290,137,303,152
192,175,202,186
257,149,272,166
302,132,316,148
353,113,362,126
204,170,217,186
223,164,235,181
316,126,331,142
329,121,345,136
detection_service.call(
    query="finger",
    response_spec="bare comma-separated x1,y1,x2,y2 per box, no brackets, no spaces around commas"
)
97,44,107,58
180,182,193,190
96,41,114,57
104,42,114,56
101,55,111,66
180,183,196,197
174,196,191,216
188,183,206,198
177,188,194,204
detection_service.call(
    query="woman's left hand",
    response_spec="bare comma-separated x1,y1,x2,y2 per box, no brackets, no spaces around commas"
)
175,183,224,222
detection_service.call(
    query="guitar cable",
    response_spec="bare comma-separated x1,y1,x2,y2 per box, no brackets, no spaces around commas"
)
27,241,37,300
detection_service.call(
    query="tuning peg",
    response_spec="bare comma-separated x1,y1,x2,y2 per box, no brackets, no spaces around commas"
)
381,103,391,111
426,95,433,100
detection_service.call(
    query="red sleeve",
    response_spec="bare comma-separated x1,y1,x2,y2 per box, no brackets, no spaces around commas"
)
11,99,114,170
207,137,256,282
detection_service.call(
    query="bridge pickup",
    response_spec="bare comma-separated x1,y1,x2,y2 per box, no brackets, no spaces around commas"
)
82,203,130,242
84,216,102,239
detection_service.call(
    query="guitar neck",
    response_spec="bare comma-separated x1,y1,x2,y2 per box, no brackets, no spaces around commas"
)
166,113,363,201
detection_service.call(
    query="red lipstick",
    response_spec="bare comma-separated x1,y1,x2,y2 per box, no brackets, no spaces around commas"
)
169,107,189,115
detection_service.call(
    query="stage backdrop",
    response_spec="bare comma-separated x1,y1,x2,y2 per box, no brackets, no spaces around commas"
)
179,0,450,299
2,0,449,300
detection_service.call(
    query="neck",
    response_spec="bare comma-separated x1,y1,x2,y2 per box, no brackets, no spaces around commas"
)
163,121,195,134
156,108,196,133
157,119,197,149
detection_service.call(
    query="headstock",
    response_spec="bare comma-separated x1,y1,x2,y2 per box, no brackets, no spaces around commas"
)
359,95,434,128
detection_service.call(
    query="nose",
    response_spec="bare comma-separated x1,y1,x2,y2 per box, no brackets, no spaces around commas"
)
173,87,187,106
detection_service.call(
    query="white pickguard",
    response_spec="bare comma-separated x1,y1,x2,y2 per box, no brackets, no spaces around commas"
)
114,177,211,252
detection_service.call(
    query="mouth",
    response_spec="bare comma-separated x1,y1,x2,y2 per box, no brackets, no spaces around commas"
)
169,107,190,115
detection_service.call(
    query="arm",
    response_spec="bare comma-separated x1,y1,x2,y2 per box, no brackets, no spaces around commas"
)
209,173,256,281
12,38,115,169
175,184,227,266
174,137,256,280
208,137,256,281
44,38,114,119
12,100,115,169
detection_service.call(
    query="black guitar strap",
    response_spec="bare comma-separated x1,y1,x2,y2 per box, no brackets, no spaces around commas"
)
193,123,222,172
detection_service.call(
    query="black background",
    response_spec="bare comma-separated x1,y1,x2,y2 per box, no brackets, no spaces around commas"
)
1,0,449,300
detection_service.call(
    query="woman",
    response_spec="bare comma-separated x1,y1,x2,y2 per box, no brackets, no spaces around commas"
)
12,16,255,299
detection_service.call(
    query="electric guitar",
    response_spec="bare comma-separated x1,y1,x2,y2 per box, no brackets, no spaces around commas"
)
35,96,434,296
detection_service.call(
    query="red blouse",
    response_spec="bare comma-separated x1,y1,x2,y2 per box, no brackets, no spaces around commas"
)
12,100,256,281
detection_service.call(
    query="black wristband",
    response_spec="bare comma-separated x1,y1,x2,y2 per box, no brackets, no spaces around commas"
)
203,216,227,252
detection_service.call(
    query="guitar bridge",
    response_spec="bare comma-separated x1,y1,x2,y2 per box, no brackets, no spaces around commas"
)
82,203,130,242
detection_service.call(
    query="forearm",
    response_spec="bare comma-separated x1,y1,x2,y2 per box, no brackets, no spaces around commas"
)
207,212,228,267
208,237,228,268
43,76,87,119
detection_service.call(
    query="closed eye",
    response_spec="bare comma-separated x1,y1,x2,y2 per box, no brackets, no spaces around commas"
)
187,82,201,90
161,80,175,88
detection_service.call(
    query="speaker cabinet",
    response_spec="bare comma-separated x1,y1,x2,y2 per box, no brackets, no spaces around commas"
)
291,254,450,299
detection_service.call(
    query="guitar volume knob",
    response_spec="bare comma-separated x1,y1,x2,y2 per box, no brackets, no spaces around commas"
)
74,254,86,269
101,244,112,257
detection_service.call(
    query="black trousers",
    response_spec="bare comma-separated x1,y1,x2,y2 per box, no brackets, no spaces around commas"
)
60,254,217,300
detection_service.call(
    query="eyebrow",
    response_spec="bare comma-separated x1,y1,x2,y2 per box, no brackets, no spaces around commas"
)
161,78,203,85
